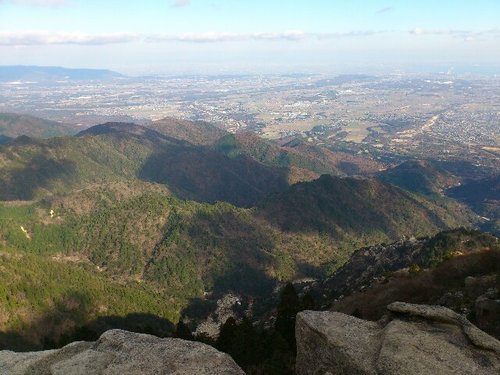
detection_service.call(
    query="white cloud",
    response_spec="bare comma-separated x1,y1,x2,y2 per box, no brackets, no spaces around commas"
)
0,31,138,45
0,30,389,46
317,30,387,39
146,31,306,43
410,28,500,42
147,32,242,43
146,30,384,43
410,28,467,36
253,30,307,41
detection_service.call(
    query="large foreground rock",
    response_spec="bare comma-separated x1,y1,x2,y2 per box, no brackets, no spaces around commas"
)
0,329,244,375
296,302,500,375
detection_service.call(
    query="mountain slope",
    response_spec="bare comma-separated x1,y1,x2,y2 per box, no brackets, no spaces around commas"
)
215,133,383,185
0,174,474,298
0,113,78,138
377,159,459,194
147,117,227,146
0,123,477,280
448,175,500,234
317,228,498,301
0,123,289,205
260,174,471,239
0,119,483,352
329,242,500,338
143,117,382,182
0,248,178,350
282,138,383,176
0,128,161,200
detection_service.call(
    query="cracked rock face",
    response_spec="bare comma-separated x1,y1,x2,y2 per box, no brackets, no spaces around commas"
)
296,302,500,375
0,329,244,375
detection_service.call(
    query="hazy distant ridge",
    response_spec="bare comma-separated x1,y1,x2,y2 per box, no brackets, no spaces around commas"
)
0,65,124,82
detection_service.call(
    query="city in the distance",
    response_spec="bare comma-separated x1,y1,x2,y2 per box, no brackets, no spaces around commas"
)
0,1,499,374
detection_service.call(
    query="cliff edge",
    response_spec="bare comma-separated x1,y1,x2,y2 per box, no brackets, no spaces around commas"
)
0,329,244,375
296,302,500,375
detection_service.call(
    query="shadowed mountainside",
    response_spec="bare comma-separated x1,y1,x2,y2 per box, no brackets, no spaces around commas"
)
316,228,498,301
215,133,383,184
0,249,178,351
377,159,459,195
0,123,290,206
0,118,486,359
448,175,500,235
259,174,472,237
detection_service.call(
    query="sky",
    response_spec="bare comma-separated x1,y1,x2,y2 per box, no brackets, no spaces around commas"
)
0,0,499,75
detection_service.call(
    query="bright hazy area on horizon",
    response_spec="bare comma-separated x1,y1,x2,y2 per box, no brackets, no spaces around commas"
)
1,0,500,75
0,1,499,374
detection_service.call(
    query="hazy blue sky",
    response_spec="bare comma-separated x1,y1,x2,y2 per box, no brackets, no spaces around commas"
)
1,0,499,74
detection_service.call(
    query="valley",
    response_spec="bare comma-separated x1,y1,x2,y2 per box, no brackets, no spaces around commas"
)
0,76,498,374
2,1,500,373
1,72,498,173
0,114,496,355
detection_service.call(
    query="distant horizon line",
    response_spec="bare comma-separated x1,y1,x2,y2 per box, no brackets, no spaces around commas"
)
1,63,499,78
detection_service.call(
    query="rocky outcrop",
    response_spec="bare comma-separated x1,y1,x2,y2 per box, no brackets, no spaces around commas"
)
296,302,500,375
0,329,244,375
474,288,500,337
193,293,249,339
319,237,426,299
316,229,498,303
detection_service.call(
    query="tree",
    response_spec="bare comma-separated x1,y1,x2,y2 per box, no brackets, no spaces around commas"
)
216,317,237,354
300,291,315,310
275,283,300,350
174,321,193,341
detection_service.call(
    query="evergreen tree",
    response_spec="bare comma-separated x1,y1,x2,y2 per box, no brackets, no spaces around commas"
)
216,317,237,354
300,291,315,310
275,283,300,350
174,321,194,341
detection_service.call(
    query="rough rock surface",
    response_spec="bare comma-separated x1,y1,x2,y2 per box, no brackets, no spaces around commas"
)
0,329,244,375
193,293,248,339
320,237,426,299
296,302,500,375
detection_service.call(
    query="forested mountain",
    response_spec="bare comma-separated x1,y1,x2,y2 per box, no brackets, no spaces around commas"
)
0,113,78,139
448,175,500,234
147,117,227,146
0,117,486,356
0,123,288,206
377,159,459,194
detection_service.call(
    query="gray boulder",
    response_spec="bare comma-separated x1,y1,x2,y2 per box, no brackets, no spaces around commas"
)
0,329,245,375
296,302,500,375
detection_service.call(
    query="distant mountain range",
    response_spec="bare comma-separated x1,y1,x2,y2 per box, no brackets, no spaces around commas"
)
0,65,124,82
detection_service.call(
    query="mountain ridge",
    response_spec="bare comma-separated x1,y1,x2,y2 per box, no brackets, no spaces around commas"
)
0,113,79,139
0,116,488,362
